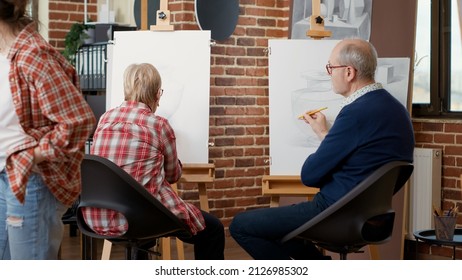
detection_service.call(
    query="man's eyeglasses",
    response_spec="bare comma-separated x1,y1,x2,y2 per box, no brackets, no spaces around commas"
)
325,63,349,75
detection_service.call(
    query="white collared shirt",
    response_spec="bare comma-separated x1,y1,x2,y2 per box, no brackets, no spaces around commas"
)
341,83,384,108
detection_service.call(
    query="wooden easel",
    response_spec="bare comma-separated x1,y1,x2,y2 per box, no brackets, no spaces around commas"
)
139,0,174,31
262,175,318,207
306,0,332,40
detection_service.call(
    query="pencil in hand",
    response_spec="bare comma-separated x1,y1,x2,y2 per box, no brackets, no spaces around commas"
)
298,107,328,120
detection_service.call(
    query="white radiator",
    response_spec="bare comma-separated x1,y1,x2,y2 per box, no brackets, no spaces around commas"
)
407,148,442,239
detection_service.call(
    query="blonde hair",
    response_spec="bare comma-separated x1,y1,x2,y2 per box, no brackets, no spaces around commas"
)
123,63,162,108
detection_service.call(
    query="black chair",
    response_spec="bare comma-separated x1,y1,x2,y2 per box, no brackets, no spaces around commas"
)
62,198,79,237
281,161,414,260
76,154,191,260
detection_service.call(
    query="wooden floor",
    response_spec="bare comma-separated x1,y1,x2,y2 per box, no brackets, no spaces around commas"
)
59,224,252,260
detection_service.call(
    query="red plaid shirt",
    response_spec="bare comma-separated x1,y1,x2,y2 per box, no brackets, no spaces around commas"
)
81,101,205,235
5,23,96,206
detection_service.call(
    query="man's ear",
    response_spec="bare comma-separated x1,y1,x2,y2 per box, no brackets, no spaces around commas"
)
346,67,355,82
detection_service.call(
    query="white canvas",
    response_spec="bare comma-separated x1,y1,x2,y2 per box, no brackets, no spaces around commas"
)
106,30,211,164
269,39,410,175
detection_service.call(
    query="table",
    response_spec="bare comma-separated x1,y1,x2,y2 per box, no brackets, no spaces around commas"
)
414,229,462,260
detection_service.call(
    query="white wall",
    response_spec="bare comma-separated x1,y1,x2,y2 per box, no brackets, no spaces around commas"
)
38,0,49,41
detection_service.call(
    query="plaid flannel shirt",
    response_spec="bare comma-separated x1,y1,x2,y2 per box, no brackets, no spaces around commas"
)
81,101,205,235
5,23,96,207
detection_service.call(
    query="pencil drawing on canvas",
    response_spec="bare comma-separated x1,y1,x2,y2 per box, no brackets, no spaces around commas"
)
290,0,373,40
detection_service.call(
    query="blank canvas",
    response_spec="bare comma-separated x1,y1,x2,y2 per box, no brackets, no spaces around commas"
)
106,30,211,164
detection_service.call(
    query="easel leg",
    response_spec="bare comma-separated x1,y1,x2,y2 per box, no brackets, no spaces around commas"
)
176,238,185,259
270,196,280,208
369,245,380,260
101,239,112,260
160,237,172,260
198,182,209,212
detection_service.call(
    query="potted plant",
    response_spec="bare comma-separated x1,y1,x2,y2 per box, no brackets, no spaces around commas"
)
62,22,94,65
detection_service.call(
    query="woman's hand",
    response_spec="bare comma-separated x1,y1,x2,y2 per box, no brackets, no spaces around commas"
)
33,146,45,164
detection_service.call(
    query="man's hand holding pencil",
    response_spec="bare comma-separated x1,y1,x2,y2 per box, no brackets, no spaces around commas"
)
297,107,328,120
299,107,329,141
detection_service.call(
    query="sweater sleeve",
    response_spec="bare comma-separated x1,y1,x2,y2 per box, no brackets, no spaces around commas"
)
300,109,359,187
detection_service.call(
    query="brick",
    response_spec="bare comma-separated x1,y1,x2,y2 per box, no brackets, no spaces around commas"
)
210,106,225,116
237,38,256,46
214,138,235,147
215,77,237,86
237,57,256,67
215,117,236,126
236,97,256,106
247,28,266,37
235,137,255,146
422,123,444,131
244,148,265,156
226,68,246,76
226,47,246,56
257,0,276,7
247,48,267,57
434,133,455,144
245,7,266,17
238,17,258,26
445,123,462,133
224,148,244,157
414,132,433,143
225,127,246,136
216,97,236,105
444,145,462,156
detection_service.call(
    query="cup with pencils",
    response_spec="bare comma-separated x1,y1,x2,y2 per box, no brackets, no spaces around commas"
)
433,204,458,241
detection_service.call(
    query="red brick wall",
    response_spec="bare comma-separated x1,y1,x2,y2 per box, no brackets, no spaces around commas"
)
47,0,459,259
413,119,462,259
48,0,98,49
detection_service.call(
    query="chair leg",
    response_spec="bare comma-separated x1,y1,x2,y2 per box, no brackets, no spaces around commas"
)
125,246,133,260
69,223,78,237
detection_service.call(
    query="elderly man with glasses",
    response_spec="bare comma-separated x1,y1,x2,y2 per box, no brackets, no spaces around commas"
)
229,38,415,260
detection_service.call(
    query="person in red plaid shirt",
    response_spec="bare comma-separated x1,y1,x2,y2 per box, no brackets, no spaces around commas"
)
81,63,225,259
0,0,96,259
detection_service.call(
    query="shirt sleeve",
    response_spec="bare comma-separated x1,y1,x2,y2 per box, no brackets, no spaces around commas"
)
160,119,182,183
26,47,96,161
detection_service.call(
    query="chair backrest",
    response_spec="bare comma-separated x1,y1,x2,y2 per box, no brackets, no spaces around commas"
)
281,161,414,253
76,154,191,241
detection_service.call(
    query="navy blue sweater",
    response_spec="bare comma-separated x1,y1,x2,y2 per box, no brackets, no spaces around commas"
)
300,88,415,205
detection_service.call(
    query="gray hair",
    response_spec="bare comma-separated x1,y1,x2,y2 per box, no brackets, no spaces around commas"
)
337,39,377,81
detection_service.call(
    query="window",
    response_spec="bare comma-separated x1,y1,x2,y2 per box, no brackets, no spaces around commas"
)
412,0,462,117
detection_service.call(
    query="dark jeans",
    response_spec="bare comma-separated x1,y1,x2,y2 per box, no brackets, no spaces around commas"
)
179,210,225,260
229,193,330,260
137,210,224,260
